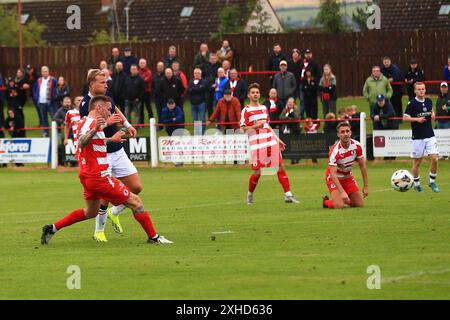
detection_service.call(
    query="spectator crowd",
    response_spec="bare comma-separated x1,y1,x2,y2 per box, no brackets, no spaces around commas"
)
0,40,449,154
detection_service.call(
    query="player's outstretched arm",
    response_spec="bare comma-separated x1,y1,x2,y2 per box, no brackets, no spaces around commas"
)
114,107,137,137
357,157,369,197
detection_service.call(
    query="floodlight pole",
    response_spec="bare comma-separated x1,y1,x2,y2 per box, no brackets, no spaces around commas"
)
18,0,23,68
124,0,135,42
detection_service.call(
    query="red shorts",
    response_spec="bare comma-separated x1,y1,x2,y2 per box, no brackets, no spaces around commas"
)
251,145,282,171
326,175,359,195
80,175,131,206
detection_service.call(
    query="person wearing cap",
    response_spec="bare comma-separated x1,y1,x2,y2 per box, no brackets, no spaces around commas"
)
160,98,184,136
299,49,320,119
272,60,296,110
267,43,288,85
122,48,138,76
403,59,425,101
207,88,241,132
371,94,397,130
435,82,450,129
363,65,393,113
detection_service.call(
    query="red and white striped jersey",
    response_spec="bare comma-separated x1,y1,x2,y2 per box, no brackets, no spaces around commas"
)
76,116,109,178
65,109,80,142
326,139,363,179
240,104,277,151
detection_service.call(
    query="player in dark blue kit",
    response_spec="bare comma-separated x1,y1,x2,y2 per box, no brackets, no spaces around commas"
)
403,82,439,193
81,69,141,241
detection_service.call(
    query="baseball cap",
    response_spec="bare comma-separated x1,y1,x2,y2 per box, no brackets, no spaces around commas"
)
124,47,131,52
441,82,448,87
167,98,175,104
223,88,232,95
26,64,32,70
376,94,385,101
410,58,417,64
305,48,312,54
279,60,287,66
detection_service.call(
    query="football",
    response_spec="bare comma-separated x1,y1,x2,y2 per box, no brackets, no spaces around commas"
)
391,169,414,192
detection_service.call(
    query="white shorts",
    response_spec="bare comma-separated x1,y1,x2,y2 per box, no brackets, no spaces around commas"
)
107,148,138,178
411,136,439,159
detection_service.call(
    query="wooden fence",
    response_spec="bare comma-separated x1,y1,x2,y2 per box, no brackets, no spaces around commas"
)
0,29,449,98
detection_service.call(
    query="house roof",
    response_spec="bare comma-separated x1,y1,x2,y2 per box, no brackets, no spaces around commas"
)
115,0,253,41
10,0,109,45
6,0,258,44
380,0,450,30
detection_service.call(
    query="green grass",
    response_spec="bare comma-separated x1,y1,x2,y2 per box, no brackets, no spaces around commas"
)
1,161,450,299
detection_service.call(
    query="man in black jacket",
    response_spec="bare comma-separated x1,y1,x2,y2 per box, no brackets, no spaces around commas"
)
111,61,128,113
371,94,398,130
435,82,450,129
267,43,288,85
288,48,302,102
224,68,247,108
152,61,165,124
124,64,145,124
203,53,221,117
299,49,320,119
404,59,425,101
157,68,184,108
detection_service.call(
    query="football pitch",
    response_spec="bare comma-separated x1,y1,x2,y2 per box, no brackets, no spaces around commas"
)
1,161,450,299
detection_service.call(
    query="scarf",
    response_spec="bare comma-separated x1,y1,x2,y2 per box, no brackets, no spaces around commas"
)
301,59,309,80
269,98,278,113
229,79,238,94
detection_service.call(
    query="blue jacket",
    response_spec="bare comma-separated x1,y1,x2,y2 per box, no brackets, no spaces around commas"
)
161,105,184,135
214,76,229,103
122,55,139,75
444,65,450,81
33,76,57,103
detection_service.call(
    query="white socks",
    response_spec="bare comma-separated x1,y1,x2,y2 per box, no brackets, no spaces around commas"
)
95,207,108,232
111,204,126,216
285,191,293,197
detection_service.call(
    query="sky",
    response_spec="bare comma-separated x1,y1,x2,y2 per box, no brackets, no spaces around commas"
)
271,0,364,8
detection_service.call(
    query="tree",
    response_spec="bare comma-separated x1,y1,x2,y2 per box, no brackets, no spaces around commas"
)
247,0,277,33
88,30,139,45
315,0,349,34
352,0,380,32
0,5,46,46
212,5,244,39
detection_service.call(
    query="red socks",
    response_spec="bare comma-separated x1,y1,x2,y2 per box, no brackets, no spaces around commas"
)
54,208,86,231
324,199,334,208
133,212,157,239
277,169,291,193
249,174,260,193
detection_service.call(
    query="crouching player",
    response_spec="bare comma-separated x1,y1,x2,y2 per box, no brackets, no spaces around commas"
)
323,122,368,209
41,95,172,245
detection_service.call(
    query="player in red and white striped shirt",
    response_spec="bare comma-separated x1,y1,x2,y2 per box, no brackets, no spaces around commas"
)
323,122,368,209
63,96,82,146
41,95,172,245
240,83,299,204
